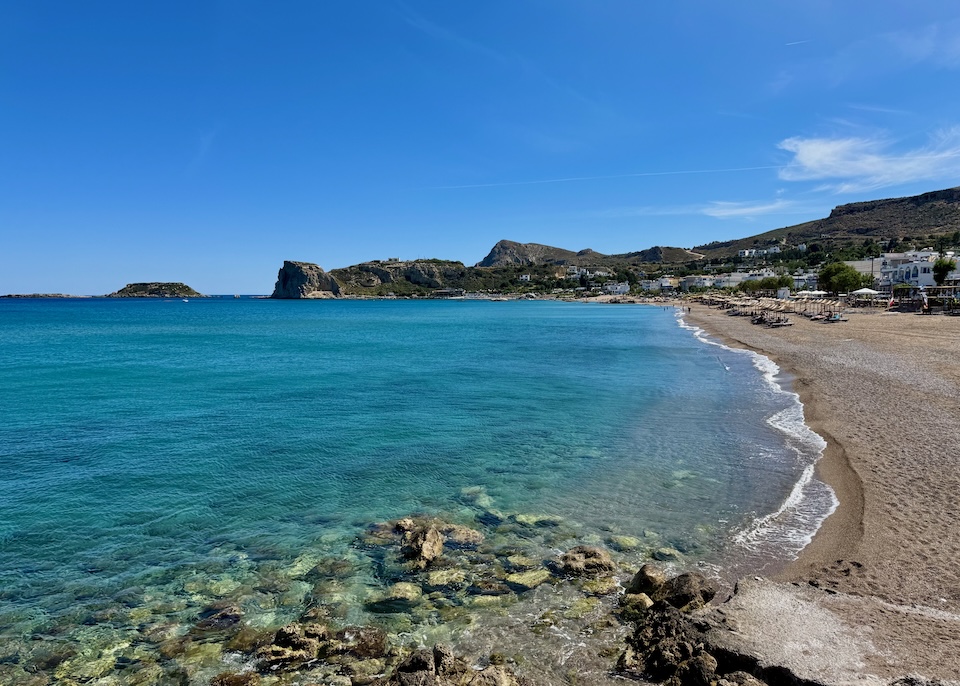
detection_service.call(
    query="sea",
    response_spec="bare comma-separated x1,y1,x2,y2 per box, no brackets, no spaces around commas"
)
0,297,835,684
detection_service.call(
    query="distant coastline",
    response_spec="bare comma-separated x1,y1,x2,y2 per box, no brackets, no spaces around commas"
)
0,293,91,299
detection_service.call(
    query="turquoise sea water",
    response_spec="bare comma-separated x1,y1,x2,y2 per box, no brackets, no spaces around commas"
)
0,298,832,684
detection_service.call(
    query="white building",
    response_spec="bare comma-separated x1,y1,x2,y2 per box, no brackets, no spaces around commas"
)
878,251,942,288
519,274,531,282
793,271,818,290
680,275,715,291
639,277,678,292
603,281,630,295
713,273,747,288
742,269,778,282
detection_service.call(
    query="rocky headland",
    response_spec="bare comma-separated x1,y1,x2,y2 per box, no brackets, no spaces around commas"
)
271,260,343,298
105,282,205,298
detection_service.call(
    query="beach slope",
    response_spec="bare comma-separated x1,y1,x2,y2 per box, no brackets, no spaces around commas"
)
687,305,960,681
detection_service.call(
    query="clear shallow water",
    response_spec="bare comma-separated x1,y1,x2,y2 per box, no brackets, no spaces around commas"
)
0,299,831,683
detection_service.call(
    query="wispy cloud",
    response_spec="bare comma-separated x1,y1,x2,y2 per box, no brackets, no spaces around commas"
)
826,20,960,86
883,21,960,68
596,205,705,218
701,199,797,218
846,103,913,116
778,128,960,192
596,199,816,220
432,165,781,190
185,129,217,177
400,5,508,65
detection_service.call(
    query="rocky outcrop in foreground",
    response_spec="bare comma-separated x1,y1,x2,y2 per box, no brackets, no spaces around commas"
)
271,260,342,298
105,283,204,297
617,569,949,686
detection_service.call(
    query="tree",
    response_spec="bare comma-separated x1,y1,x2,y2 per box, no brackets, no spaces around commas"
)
818,262,870,294
933,257,957,286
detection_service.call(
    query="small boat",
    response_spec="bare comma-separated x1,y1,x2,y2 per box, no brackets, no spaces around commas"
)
182,299,189,303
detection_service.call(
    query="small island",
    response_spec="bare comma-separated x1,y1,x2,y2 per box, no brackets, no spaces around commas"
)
105,282,205,298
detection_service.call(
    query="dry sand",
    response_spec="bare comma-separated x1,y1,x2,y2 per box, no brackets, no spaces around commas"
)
686,304,960,682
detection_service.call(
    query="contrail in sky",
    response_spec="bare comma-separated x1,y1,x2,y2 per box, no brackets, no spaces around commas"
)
432,165,782,190
785,40,811,46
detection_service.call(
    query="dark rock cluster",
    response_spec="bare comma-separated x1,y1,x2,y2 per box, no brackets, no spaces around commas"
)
616,565,766,686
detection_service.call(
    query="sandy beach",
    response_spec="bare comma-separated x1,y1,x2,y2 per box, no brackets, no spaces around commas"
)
686,303,960,682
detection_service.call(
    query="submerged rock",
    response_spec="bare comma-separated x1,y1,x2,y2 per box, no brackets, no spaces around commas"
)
304,558,356,582
579,576,619,596
257,623,329,672
460,486,495,509
556,546,616,577
441,523,485,549
511,513,563,528
653,547,684,562
468,579,513,596
193,603,243,633
375,643,523,686
608,535,642,551
504,555,538,571
365,583,424,613
562,596,600,620
333,626,388,659
505,569,552,592
425,568,468,591
211,673,261,686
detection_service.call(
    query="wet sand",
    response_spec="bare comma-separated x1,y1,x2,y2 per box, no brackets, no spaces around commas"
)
687,304,960,681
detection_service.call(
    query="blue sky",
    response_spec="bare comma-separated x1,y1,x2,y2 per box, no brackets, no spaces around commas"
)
3,1,960,294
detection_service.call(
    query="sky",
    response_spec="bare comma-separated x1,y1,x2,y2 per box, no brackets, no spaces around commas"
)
3,1,960,294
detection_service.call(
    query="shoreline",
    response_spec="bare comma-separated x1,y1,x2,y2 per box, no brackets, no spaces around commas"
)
680,307,865,579
684,301,960,681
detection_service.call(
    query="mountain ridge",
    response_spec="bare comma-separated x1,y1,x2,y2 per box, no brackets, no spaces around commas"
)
272,186,960,297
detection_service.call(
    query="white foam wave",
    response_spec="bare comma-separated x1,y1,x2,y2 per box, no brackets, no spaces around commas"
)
676,311,838,559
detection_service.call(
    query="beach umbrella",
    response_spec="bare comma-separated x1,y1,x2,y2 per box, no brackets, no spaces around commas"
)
851,287,880,295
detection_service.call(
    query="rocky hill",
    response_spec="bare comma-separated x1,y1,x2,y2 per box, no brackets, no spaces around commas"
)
332,260,468,291
694,186,960,259
477,240,582,267
477,240,701,268
271,261,342,298
105,283,204,298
